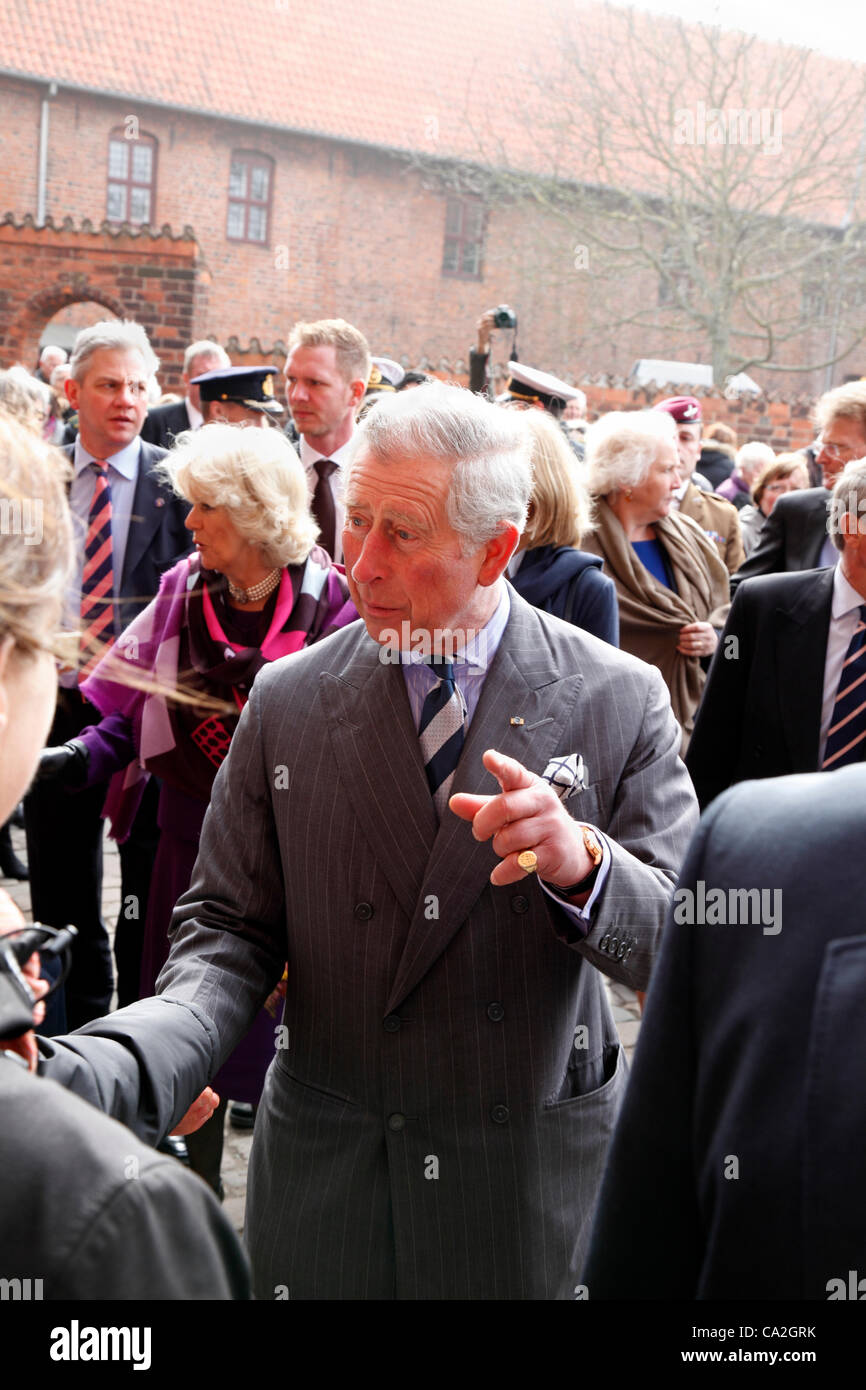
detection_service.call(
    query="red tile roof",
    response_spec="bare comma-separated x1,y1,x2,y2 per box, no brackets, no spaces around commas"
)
1,0,554,169
1,0,861,218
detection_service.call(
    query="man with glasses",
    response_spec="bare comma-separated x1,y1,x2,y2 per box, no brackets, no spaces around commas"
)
731,381,866,592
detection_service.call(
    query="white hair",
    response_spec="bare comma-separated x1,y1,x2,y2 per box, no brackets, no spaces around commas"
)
584,410,677,495
159,422,318,567
39,344,67,368
183,340,230,374
69,319,159,381
349,380,532,552
829,458,866,553
736,441,775,482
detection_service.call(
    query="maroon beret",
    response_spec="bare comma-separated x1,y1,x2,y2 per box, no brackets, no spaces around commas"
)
653,395,702,425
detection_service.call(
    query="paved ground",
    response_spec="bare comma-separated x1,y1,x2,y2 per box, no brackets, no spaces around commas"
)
2,818,642,1238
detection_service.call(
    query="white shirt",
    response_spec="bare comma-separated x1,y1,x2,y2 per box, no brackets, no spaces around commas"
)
184,397,203,431
819,564,866,764
299,433,355,564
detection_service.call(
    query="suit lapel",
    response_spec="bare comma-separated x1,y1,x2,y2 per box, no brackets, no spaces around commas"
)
319,633,438,922
121,443,165,587
797,492,830,569
775,569,834,769
385,594,584,1013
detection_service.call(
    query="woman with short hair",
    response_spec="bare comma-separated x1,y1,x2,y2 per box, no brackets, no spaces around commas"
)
582,410,729,750
738,454,811,558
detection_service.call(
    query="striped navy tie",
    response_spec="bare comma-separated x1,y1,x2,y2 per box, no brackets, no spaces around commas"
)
419,657,466,816
822,604,866,770
79,459,115,680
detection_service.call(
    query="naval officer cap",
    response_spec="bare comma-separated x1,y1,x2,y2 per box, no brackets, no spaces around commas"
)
505,361,582,414
191,364,284,415
367,357,406,393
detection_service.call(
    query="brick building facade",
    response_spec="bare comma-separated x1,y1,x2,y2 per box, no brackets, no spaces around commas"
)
1,0,864,403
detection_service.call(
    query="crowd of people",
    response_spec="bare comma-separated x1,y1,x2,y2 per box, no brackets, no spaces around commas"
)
0,304,863,1302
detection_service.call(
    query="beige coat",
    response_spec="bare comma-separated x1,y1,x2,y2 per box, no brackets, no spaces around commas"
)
583,499,730,750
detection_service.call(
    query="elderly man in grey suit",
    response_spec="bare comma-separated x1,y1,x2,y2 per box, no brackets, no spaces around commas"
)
37,382,697,1300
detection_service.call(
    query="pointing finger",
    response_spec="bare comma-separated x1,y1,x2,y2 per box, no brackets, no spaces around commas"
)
449,792,495,822
482,748,540,795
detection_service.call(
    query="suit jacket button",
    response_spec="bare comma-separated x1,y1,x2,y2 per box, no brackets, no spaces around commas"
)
600,934,611,952
491,1104,510,1124
354,901,374,920
487,1002,505,1022
511,895,530,914
387,1113,406,1132
383,1014,402,1032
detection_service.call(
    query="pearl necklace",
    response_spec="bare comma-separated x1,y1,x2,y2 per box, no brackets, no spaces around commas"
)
227,568,281,605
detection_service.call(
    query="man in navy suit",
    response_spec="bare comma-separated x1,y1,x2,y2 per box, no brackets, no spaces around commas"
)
687,460,866,811
25,320,191,1022
583,765,866,1300
139,339,229,450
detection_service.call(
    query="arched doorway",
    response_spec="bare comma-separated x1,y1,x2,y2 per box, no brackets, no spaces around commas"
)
0,215,201,389
38,300,120,362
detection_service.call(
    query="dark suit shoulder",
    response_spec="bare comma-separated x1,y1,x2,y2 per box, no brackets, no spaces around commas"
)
140,399,189,446
0,1062,249,1298
145,400,187,423
772,487,830,519
706,763,866,840
731,566,836,609
138,438,169,469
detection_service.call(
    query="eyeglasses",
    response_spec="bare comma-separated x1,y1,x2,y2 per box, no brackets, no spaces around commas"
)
816,436,860,462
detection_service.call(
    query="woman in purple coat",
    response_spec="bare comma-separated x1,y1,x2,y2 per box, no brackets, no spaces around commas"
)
42,422,358,1193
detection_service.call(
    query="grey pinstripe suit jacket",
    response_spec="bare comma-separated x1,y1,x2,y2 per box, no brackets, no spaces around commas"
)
38,589,697,1300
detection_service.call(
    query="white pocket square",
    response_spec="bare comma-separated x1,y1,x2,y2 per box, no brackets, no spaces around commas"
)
541,753,588,801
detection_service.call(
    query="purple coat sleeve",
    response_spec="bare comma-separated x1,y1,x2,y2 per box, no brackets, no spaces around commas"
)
77,711,138,786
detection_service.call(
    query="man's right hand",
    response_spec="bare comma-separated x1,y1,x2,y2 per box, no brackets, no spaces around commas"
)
38,739,89,785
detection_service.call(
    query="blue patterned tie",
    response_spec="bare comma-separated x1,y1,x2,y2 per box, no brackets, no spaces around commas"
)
419,658,466,816
823,604,866,770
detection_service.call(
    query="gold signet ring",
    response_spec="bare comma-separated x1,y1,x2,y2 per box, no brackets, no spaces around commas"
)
517,850,538,873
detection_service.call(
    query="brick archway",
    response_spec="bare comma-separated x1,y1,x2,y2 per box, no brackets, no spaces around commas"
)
30,283,127,324
0,214,205,387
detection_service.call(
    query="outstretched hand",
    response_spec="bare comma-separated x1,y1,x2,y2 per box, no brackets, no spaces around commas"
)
171,1086,220,1136
449,749,592,889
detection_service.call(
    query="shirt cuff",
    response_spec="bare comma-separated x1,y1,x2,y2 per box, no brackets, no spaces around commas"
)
540,827,611,932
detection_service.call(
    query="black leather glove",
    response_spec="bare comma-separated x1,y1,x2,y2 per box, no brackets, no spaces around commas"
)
37,739,90,786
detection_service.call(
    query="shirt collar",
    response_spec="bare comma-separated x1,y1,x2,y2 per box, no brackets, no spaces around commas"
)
401,583,510,673
73,435,141,480
300,431,356,470
832,561,866,619
185,397,203,431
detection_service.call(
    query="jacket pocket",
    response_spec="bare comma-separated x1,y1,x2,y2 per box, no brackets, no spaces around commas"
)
274,1050,357,1108
544,1041,623,1110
